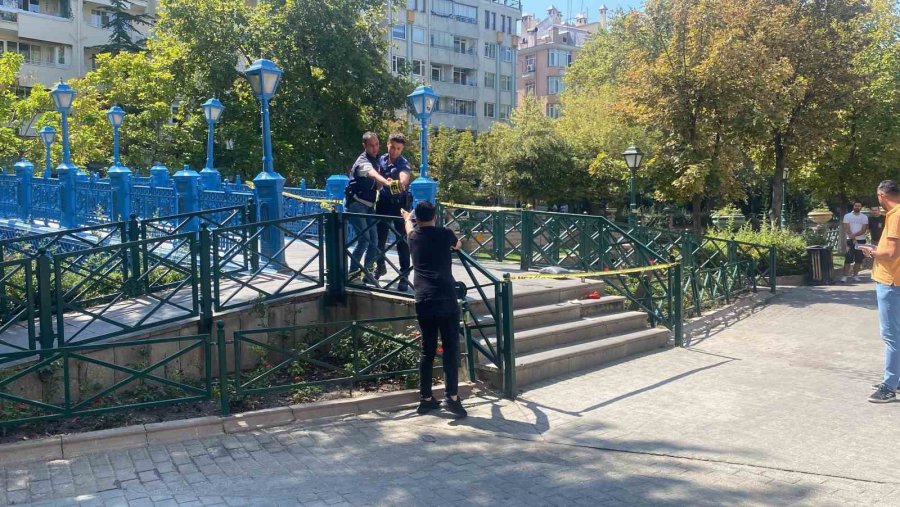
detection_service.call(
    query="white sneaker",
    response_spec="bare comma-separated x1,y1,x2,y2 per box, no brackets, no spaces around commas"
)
852,275,862,282
840,276,848,283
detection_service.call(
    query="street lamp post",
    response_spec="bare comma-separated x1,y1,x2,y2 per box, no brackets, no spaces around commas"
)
780,167,790,229
106,105,132,221
38,126,56,179
200,98,225,190
244,58,286,264
622,145,644,228
50,81,78,227
407,85,439,206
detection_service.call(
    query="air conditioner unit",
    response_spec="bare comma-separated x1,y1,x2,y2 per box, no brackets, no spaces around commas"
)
525,64,535,72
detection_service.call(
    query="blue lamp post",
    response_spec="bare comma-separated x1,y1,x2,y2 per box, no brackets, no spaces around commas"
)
407,85,439,206
38,126,56,178
622,145,644,227
106,105,132,221
245,58,286,264
200,98,225,190
51,81,78,227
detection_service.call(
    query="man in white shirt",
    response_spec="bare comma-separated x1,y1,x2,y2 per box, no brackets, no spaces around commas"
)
841,202,869,282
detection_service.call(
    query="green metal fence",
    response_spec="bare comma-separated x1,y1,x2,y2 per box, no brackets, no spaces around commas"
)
0,333,212,428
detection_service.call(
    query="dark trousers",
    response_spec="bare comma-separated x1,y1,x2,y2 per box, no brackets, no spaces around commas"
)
416,302,460,399
376,214,410,277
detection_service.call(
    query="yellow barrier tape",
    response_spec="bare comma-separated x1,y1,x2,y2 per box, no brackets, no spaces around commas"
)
241,180,343,209
440,202,522,212
507,262,678,280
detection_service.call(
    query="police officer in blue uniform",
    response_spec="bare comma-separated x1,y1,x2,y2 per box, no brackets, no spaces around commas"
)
346,132,393,284
374,133,413,292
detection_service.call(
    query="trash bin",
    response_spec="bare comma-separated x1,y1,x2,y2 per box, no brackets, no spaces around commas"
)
806,246,833,285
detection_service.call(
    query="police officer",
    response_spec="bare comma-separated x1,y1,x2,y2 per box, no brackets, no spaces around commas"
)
346,132,393,284
374,133,413,292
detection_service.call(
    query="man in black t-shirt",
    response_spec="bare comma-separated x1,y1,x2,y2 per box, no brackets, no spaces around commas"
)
870,206,885,244
402,201,467,418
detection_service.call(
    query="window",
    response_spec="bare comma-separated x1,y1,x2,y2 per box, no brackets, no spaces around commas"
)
453,67,475,86
501,14,506,33
431,31,453,49
456,100,476,116
412,59,425,76
499,104,511,120
500,75,512,91
484,72,496,88
524,81,535,95
431,64,443,82
502,47,513,62
483,42,496,59
431,0,452,16
437,96,456,112
391,55,407,73
548,76,564,94
453,3,477,24
525,55,535,72
90,9,113,28
453,36,473,55
27,0,39,13
392,24,407,40
407,0,425,12
56,46,65,65
492,12,497,31
484,102,495,118
484,9,490,29
546,103,560,118
548,49,572,68
412,26,426,44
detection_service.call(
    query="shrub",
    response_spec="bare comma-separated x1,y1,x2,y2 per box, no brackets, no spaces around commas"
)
723,225,807,276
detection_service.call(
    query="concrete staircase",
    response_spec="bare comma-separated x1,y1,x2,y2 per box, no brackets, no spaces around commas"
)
467,280,670,388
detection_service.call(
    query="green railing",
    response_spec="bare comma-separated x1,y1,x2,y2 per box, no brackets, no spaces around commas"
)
0,333,212,428
209,213,325,312
0,257,34,352
223,316,427,414
455,250,516,398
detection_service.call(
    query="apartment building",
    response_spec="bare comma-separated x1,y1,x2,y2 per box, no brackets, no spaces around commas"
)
0,0,155,89
388,0,521,132
516,5,605,118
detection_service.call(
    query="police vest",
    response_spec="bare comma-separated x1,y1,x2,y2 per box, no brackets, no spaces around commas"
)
345,153,378,207
377,155,410,210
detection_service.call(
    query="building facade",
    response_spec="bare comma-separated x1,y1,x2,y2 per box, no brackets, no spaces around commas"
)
387,0,521,132
0,0,154,89
516,5,604,118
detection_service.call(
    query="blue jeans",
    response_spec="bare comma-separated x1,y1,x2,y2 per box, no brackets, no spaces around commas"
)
877,283,900,390
347,201,378,271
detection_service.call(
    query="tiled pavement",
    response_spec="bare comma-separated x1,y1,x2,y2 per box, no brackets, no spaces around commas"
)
4,280,900,506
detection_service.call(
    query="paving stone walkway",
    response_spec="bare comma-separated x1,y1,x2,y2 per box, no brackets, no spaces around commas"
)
3,280,899,506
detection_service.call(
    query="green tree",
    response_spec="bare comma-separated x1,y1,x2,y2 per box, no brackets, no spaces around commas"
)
482,97,580,206
98,0,152,54
0,52,24,165
428,127,481,203
154,0,411,183
723,0,872,224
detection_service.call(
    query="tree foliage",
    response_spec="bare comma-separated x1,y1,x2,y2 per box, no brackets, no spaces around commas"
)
98,0,152,54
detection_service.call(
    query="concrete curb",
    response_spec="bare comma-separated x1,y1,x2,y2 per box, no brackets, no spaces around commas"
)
0,383,473,466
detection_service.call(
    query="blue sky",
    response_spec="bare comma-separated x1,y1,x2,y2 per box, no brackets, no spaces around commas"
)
519,0,643,23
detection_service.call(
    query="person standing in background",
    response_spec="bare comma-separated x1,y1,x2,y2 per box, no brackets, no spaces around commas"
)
841,202,869,283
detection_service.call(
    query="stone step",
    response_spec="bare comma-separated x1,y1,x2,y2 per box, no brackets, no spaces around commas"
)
466,295,626,332
466,279,607,313
473,309,650,358
477,328,670,388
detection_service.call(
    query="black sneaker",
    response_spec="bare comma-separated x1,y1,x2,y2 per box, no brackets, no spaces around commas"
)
444,397,468,418
398,280,410,292
374,263,387,280
868,384,896,403
416,398,441,415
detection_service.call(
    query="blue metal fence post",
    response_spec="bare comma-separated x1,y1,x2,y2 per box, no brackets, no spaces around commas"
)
150,162,170,188
253,171,285,264
326,174,349,212
57,163,77,228
14,158,34,221
107,164,132,222
174,164,201,232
